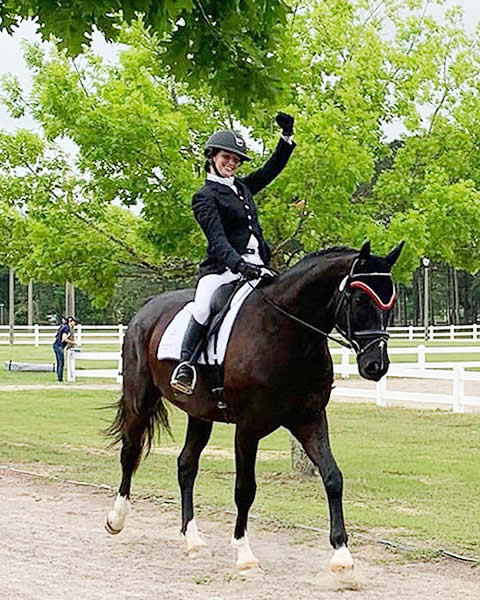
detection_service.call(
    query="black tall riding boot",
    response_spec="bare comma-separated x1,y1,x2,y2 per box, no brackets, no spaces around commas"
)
170,316,206,395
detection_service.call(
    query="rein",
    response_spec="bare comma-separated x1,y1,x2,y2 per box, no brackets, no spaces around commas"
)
249,283,353,350
247,257,396,354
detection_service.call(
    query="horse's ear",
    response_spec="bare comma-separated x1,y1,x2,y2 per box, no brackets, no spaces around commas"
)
358,240,371,260
385,240,405,268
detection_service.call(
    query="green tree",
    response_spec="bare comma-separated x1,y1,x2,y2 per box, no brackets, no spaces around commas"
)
0,0,291,113
254,0,480,284
4,0,480,310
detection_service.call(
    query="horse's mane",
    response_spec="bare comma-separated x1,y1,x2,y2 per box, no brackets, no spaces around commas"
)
302,246,356,260
286,246,357,275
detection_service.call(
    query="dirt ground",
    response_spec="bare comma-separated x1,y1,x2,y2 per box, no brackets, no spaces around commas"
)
1,467,478,600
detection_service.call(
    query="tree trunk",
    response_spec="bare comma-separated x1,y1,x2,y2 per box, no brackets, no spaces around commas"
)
290,437,318,477
453,268,460,324
8,267,14,344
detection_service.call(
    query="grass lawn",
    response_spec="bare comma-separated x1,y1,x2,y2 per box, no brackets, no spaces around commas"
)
1,381,480,559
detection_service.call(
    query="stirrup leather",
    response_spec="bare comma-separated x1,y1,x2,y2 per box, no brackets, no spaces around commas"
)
170,361,197,395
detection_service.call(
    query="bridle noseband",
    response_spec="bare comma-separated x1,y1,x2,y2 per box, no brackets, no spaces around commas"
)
250,257,396,355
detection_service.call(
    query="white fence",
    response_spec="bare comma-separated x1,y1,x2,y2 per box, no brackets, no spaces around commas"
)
389,323,480,341
331,345,480,412
63,345,480,413
2,323,480,345
331,344,480,372
0,324,126,346
66,350,122,383
332,364,480,413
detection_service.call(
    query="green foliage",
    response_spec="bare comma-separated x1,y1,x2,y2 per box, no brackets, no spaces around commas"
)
3,0,480,305
0,0,291,112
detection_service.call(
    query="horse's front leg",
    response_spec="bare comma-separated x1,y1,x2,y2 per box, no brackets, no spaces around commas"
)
178,415,213,555
232,426,261,574
290,411,354,577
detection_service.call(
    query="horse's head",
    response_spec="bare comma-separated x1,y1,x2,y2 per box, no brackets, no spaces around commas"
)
334,240,404,381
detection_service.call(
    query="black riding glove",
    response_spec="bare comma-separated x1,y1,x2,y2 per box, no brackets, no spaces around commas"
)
237,261,263,281
276,112,294,136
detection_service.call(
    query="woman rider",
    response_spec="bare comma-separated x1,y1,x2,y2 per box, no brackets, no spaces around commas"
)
170,112,296,395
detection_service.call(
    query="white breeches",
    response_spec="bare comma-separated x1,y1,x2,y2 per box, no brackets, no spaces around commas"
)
187,270,240,325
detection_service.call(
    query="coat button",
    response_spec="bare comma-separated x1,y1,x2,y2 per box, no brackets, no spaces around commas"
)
247,215,252,220
244,204,249,209
248,225,253,231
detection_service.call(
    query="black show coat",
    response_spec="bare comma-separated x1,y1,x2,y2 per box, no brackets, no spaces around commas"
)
193,137,296,276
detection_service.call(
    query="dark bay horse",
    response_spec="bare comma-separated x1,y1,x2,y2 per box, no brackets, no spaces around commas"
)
106,241,404,576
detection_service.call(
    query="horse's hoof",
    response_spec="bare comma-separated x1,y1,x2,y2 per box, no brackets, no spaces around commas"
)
105,521,122,535
185,542,210,558
105,495,130,535
237,561,264,578
329,545,354,576
105,511,124,535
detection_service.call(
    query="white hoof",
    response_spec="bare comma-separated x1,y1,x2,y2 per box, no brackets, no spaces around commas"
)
105,495,130,535
183,519,209,556
329,545,354,576
232,533,261,574
238,565,264,580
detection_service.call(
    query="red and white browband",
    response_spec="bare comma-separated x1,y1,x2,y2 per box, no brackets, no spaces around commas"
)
339,272,397,311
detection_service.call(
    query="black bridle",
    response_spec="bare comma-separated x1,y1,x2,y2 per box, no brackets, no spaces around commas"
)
332,258,394,355
249,257,396,355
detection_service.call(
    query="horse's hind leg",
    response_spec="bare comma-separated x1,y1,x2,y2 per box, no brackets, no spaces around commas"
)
231,426,261,574
290,412,354,577
105,380,157,535
178,416,212,555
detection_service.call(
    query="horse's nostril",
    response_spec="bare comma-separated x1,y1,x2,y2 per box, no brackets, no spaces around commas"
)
366,361,380,374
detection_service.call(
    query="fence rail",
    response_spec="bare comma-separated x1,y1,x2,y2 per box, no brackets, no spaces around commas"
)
2,323,480,345
63,344,480,413
332,364,480,413
66,350,122,383
331,344,480,372
0,324,126,346
389,323,480,341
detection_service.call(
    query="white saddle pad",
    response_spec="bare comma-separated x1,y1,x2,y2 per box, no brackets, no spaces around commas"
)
157,280,258,366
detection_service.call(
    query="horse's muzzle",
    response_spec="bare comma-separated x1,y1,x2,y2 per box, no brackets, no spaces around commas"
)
356,338,389,381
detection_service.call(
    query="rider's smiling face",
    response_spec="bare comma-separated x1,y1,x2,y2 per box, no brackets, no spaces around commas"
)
213,151,242,177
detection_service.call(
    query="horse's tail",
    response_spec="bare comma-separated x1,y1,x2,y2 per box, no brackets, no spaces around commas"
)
106,392,171,457
105,319,171,457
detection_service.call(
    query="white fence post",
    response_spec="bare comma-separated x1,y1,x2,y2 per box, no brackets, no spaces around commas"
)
450,324,454,341
452,366,464,413
417,344,426,370
76,323,82,346
34,323,40,347
376,376,387,407
341,347,350,379
408,325,413,341
66,349,75,382
474,324,478,342
119,324,125,346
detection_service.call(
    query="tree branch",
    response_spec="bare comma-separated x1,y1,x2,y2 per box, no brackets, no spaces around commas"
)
427,56,450,136
272,205,310,256
71,58,90,97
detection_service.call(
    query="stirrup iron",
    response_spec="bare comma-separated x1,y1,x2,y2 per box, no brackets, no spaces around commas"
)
170,361,197,395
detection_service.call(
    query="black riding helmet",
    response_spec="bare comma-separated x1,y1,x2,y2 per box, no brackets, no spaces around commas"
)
204,130,251,162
